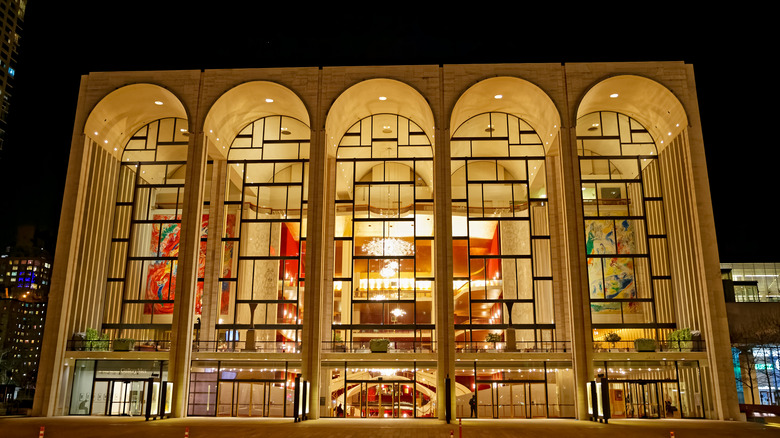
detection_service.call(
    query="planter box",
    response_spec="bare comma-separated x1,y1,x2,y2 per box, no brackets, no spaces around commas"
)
113,339,135,351
634,339,657,352
370,339,390,353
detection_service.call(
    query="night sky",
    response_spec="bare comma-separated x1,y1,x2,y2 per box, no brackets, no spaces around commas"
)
0,3,774,262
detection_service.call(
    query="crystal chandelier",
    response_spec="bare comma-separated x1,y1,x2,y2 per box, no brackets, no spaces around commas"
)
390,308,406,318
362,237,413,278
361,237,413,257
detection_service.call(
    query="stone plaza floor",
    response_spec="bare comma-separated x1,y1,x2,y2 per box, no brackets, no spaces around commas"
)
1,416,778,438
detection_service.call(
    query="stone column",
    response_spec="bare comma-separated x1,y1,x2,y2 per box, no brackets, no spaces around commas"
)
559,122,594,421
302,121,327,419
168,130,208,418
32,127,93,416
201,160,227,349
435,122,455,420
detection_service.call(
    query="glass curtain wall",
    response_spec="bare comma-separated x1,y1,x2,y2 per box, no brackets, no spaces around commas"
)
218,116,310,352
450,112,553,352
577,111,675,346
103,118,190,342
454,362,574,418
188,360,300,417
326,362,437,418
331,114,435,352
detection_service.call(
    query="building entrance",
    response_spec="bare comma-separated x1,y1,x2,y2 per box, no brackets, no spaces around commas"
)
344,381,418,418
477,381,546,418
91,379,147,416
217,380,289,417
608,380,680,418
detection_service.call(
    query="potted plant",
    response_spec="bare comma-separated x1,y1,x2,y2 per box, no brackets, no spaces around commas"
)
370,338,390,353
668,328,693,352
85,328,110,351
634,338,657,352
113,338,135,351
485,333,502,350
333,332,346,352
604,332,621,350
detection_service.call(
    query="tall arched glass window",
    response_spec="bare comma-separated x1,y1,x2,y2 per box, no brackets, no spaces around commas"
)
451,112,553,351
219,115,310,351
577,111,674,343
331,114,434,352
104,117,190,340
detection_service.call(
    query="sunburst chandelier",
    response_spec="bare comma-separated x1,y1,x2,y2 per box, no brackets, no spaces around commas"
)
361,237,413,257
362,237,414,278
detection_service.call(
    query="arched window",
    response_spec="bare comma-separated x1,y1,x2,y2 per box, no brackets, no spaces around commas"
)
331,114,434,352
451,112,553,351
104,118,190,339
577,111,674,343
218,115,310,352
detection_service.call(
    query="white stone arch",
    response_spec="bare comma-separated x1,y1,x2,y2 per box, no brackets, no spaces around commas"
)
84,83,188,159
576,74,688,154
204,80,311,159
450,76,561,156
325,78,436,157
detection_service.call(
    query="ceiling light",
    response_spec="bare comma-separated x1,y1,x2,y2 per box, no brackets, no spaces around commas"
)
379,96,387,101
494,94,503,99
609,93,619,98
154,101,164,105
266,98,274,103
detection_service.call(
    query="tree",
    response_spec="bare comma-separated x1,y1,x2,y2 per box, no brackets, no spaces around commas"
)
730,315,780,405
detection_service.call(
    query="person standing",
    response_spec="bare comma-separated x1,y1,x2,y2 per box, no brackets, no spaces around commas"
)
469,394,477,417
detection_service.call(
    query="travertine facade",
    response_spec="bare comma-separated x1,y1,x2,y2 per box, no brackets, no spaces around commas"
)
32,62,740,421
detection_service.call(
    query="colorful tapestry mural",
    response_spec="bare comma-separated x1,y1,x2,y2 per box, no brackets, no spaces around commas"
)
586,219,637,314
220,214,236,315
144,214,209,315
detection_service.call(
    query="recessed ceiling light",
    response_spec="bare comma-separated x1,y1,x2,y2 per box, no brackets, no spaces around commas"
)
265,98,274,103
154,101,164,105
609,93,619,98
494,94,503,99
379,96,387,101
94,131,99,135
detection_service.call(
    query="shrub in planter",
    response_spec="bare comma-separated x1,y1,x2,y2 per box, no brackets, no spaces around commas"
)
113,338,135,351
370,338,390,352
634,338,657,352
604,332,621,349
668,328,693,351
85,328,110,351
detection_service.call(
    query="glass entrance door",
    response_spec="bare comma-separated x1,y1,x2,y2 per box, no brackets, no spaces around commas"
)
483,381,547,419
624,382,660,418
344,381,420,418
217,381,283,417
91,380,146,416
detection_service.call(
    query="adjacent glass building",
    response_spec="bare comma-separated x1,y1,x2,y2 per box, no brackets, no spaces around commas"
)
31,63,741,421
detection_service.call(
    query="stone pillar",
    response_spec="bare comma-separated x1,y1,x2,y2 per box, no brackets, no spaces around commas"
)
32,128,93,416
168,131,208,418
435,122,455,420
201,160,227,349
302,120,327,419
559,122,594,421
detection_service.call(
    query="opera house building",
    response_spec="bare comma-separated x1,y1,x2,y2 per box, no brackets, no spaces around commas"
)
31,62,741,421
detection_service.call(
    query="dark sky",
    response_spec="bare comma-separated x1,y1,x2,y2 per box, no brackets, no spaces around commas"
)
0,3,774,262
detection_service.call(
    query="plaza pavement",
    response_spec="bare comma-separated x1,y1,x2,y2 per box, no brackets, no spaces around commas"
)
1,416,778,438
